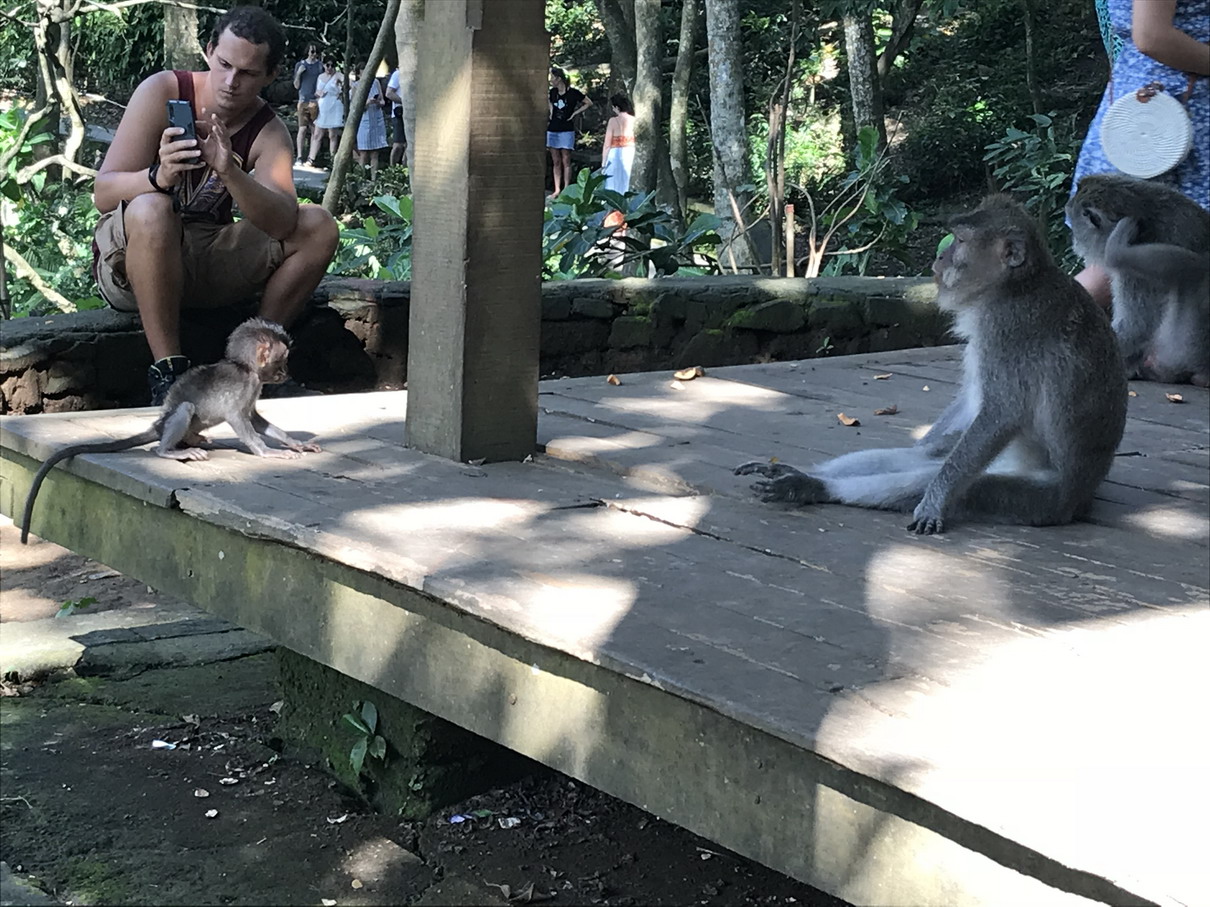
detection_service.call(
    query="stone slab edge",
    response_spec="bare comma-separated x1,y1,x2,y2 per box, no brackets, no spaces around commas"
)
0,453,1159,907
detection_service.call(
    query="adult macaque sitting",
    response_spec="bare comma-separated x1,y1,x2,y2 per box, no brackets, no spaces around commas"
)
92,5,338,404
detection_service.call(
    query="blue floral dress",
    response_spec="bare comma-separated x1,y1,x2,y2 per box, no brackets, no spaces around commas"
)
1073,0,1209,210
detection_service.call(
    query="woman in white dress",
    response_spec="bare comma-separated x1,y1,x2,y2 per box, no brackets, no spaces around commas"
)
308,58,344,169
351,65,389,178
600,92,635,194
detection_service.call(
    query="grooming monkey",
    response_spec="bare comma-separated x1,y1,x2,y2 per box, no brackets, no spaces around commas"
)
1067,173,1210,386
21,318,320,544
736,195,1128,535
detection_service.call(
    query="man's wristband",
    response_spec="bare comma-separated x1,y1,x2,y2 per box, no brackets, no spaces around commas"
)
148,164,171,194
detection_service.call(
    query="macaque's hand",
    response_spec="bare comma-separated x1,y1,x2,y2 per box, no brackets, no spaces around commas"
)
198,112,233,177
158,127,204,185
286,441,322,454
1105,216,1139,264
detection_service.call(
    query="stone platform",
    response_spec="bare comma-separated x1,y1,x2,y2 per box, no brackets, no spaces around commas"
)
1,347,1206,907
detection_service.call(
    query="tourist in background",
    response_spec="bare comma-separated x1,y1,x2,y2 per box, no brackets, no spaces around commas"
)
601,92,635,194
292,43,322,167
351,64,389,178
308,57,345,169
547,66,592,197
385,67,406,167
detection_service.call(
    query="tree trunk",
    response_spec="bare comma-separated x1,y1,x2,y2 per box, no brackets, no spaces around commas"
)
394,0,423,172
343,0,356,110
630,0,662,195
324,0,400,213
669,0,699,219
842,11,886,149
1020,0,1043,115
33,0,87,174
704,0,755,270
163,4,204,71
597,0,636,93
875,0,925,80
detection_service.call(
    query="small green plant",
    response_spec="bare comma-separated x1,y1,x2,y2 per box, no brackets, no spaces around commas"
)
342,700,387,776
56,597,97,618
798,126,919,278
815,336,835,356
543,168,721,279
329,194,413,280
983,113,1080,270
1,107,104,317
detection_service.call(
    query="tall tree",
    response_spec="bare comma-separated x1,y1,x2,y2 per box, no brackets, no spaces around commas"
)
163,5,204,71
704,0,755,270
596,0,636,92
668,0,700,219
394,0,423,172
841,10,885,149
629,0,662,194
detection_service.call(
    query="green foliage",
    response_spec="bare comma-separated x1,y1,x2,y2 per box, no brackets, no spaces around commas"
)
546,0,608,67
342,700,388,777
1,107,104,317
983,113,1081,270
890,0,1102,202
71,5,165,97
818,126,919,276
56,597,97,618
543,169,721,279
329,194,414,281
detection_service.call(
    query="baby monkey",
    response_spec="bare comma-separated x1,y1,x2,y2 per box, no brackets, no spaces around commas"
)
736,195,1127,535
20,317,320,544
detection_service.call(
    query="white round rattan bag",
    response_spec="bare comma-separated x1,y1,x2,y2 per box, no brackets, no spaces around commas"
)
1101,82,1193,179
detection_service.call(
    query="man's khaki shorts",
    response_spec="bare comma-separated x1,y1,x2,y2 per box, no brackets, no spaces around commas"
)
93,202,285,312
297,100,319,130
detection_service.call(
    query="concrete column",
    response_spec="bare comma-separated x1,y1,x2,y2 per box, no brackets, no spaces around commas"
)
407,0,548,462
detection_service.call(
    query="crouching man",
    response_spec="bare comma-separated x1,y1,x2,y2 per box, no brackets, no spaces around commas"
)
92,5,338,404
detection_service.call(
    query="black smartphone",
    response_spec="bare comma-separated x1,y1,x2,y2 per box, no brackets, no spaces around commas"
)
166,99,200,160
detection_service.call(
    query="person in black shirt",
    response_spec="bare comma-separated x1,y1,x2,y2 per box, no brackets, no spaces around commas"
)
547,66,592,196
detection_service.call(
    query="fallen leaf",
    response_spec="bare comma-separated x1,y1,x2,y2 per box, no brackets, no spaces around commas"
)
351,879,364,890
182,714,200,726
193,788,210,798
1165,393,1185,404
1128,390,1138,397
769,456,780,464
873,373,892,380
487,883,512,899
874,405,899,416
218,777,238,786
204,809,218,819
837,412,861,427
922,385,930,391
322,900,337,906
606,374,621,386
326,813,349,824
673,366,705,380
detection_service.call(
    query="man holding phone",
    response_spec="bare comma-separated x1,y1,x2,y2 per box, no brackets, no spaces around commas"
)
92,6,338,404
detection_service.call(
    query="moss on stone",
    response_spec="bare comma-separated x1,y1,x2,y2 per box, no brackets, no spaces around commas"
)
274,649,531,819
62,856,132,904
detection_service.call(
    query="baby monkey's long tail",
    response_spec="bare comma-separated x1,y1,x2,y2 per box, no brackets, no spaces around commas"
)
21,430,159,544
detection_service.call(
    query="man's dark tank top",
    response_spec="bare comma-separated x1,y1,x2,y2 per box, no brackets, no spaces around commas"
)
173,69,276,224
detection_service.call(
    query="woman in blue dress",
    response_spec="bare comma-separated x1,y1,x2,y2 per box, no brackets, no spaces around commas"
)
1073,0,1209,305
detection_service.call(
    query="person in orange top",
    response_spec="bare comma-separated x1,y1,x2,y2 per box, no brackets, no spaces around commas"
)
600,92,635,194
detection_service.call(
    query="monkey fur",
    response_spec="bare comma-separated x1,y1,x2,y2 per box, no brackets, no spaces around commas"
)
736,195,1128,535
20,318,320,544
1067,173,1210,386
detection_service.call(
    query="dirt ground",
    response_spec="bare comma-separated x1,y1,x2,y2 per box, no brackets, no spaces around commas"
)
0,520,845,906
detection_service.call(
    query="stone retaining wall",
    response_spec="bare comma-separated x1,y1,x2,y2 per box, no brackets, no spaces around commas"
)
0,276,946,414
